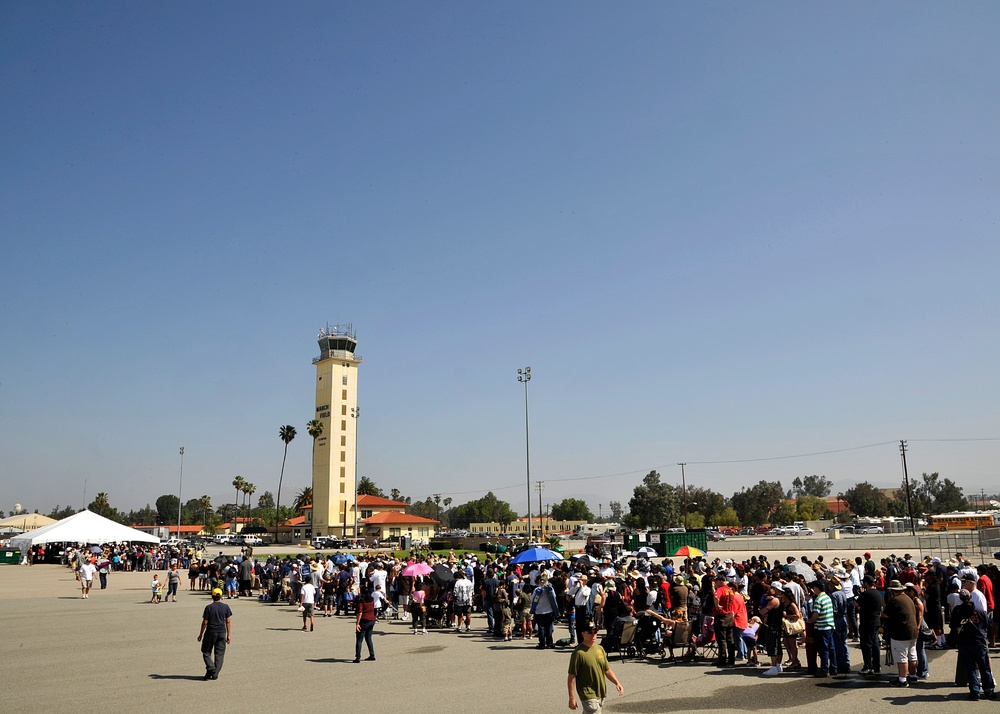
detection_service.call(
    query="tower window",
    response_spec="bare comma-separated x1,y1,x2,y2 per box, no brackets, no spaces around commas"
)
340,483,345,494
341,420,346,430
341,405,347,415
343,375,348,386
342,389,347,400
341,436,346,446
341,451,346,462
340,467,346,478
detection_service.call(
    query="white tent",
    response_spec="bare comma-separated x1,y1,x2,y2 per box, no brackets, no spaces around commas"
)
8,509,160,552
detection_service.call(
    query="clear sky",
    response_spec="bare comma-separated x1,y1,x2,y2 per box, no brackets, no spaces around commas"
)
2,3,999,518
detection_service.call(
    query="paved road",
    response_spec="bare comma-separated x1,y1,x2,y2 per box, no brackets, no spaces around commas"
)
2,564,994,714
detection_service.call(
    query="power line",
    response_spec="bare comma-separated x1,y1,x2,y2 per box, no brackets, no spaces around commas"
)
418,436,1000,500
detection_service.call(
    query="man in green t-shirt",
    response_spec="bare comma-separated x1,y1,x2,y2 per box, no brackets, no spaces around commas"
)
567,620,624,712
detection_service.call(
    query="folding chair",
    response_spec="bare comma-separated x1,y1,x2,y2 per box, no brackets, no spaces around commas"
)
686,615,718,661
616,616,640,661
666,621,692,662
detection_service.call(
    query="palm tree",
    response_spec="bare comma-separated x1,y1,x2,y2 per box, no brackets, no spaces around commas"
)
93,492,110,517
244,483,256,524
199,495,212,530
294,486,313,511
306,418,323,529
274,424,296,543
232,475,245,532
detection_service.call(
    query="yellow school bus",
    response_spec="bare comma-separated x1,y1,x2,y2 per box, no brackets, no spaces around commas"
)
927,511,998,531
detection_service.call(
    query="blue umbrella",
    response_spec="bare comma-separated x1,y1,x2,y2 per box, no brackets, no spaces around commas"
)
331,553,356,565
510,547,564,564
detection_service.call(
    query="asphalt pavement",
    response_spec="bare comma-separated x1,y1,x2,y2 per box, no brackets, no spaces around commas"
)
1,559,994,714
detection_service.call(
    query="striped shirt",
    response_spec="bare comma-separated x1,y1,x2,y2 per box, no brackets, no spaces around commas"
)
812,592,834,630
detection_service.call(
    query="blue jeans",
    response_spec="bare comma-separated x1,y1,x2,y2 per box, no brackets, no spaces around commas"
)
815,628,837,674
958,645,996,696
355,619,375,659
916,634,928,678
834,617,850,670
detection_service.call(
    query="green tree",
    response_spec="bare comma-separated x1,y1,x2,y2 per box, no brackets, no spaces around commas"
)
88,492,116,519
608,501,624,522
357,477,385,497
274,424,296,542
770,501,797,526
840,481,889,517
390,488,402,502
628,470,681,529
551,498,593,522
915,472,968,514
447,492,519,530
789,475,833,499
708,506,740,527
257,491,274,510
795,495,832,521
155,494,180,525
730,481,785,526
686,487,728,522
48,505,77,520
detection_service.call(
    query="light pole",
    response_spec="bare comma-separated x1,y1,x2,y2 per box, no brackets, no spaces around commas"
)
517,367,532,540
177,447,185,539
678,463,688,530
351,407,360,539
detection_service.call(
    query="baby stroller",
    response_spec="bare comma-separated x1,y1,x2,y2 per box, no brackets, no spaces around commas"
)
425,601,448,629
685,614,717,661
632,612,668,659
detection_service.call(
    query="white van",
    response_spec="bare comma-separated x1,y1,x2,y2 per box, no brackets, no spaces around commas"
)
239,535,263,546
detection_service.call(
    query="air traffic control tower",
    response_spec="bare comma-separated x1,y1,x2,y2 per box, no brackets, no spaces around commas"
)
311,324,361,536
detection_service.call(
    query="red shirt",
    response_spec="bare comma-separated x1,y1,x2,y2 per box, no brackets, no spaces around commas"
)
977,574,994,609
714,585,736,616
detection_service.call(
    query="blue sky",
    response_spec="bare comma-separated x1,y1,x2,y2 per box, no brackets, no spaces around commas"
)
2,3,998,517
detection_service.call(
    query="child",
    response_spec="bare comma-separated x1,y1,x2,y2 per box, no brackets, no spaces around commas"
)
372,583,386,617
151,574,161,604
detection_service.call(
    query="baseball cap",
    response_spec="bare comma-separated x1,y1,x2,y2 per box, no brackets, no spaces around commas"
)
211,588,223,598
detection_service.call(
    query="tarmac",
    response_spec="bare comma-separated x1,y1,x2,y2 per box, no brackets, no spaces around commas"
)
1,552,996,714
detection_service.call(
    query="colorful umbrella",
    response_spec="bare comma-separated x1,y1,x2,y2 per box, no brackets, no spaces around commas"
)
401,562,433,577
672,545,706,558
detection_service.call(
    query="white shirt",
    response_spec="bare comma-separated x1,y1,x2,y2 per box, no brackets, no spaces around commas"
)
572,584,591,607
79,563,96,581
301,582,316,605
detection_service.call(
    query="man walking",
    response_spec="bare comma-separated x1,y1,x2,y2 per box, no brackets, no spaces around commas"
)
197,588,233,680
567,620,624,713
79,558,97,599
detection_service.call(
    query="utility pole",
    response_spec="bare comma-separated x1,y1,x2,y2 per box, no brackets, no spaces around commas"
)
517,367,532,540
536,480,544,540
678,463,688,530
177,447,185,538
900,440,915,536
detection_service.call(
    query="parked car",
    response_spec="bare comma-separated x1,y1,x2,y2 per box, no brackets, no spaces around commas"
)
707,531,727,542
855,525,884,534
735,527,756,536
754,526,771,535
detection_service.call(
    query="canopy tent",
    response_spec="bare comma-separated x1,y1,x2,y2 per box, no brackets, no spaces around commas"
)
8,509,160,552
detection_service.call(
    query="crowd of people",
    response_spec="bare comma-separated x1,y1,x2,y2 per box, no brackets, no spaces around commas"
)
52,538,999,701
